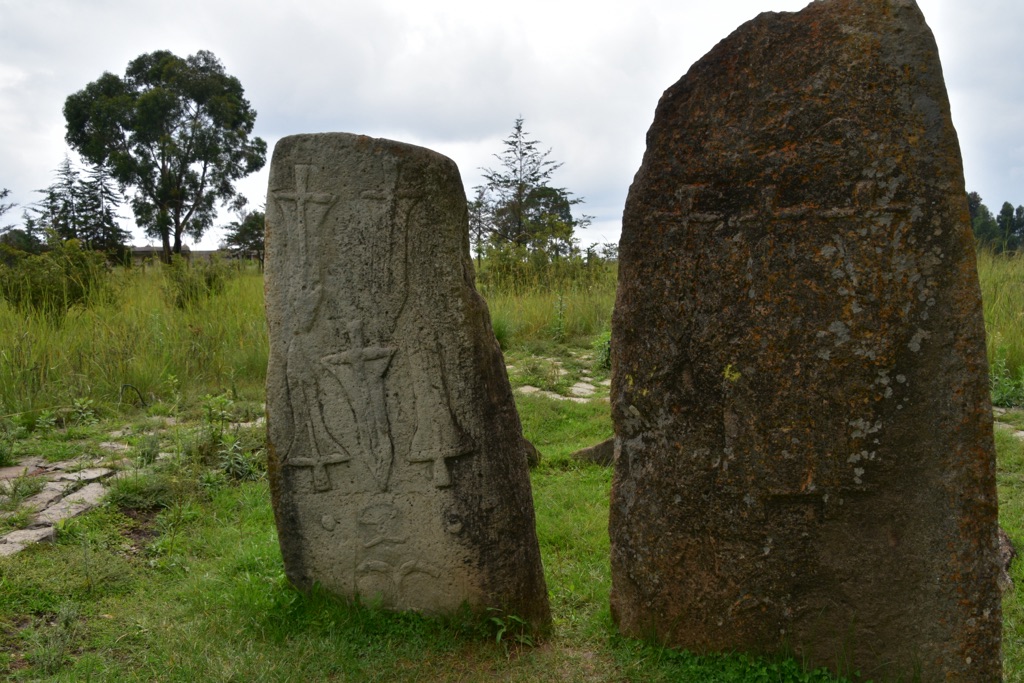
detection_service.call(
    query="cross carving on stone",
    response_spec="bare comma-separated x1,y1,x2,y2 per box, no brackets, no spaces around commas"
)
409,438,474,488
273,165,335,262
322,320,397,492
286,450,351,492
285,412,352,492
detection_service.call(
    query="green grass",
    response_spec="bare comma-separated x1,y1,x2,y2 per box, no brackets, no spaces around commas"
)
0,440,850,682
0,261,267,420
978,249,1024,405
2,251,1024,679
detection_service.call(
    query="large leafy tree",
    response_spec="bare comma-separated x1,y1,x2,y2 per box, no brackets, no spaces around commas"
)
475,118,589,255
64,50,266,261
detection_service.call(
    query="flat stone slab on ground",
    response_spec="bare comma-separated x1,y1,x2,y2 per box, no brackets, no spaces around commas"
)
569,382,597,397
0,543,26,558
32,482,106,526
0,458,46,480
23,482,67,511
50,468,114,483
3,527,56,545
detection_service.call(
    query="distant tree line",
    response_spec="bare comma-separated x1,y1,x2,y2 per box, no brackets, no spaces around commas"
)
0,157,129,262
970,191,1024,253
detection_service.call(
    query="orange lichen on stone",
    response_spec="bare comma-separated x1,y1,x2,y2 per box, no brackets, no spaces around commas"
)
609,0,1001,681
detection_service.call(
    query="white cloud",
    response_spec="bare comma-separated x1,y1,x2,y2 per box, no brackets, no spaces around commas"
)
1,0,1021,249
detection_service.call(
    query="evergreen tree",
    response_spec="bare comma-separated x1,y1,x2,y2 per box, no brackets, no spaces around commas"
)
0,188,14,232
79,164,130,258
467,186,490,267
475,118,589,256
997,201,1021,252
30,157,129,259
970,193,1002,250
222,207,266,269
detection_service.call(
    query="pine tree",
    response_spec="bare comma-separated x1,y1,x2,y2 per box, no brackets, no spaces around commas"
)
31,157,129,259
475,118,589,256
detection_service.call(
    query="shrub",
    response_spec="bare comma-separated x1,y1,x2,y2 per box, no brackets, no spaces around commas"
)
163,254,230,309
0,238,109,321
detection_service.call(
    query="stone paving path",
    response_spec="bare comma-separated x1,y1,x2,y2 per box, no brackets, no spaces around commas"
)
4,407,1021,558
509,354,611,404
0,456,118,557
0,416,265,558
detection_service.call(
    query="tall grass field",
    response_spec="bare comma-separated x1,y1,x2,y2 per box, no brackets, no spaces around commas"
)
0,250,1023,680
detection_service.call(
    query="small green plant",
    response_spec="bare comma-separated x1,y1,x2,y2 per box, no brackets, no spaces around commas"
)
552,294,566,342
218,433,266,481
0,506,33,533
149,499,202,559
25,601,82,675
70,397,98,426
992,356,1024,407
35,409,58,431
0,434,14,467
132,433,162,467
199,468,228,493
486,608,535,652
163,373,183,412
105,471,174,510
203,392,234,427
593,329,611,371
0,471,46,510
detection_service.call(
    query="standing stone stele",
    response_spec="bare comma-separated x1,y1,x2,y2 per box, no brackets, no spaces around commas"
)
609,0,1001,680
265,133,549,628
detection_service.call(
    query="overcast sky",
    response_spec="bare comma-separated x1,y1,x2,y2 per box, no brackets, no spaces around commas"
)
1,0,1021,249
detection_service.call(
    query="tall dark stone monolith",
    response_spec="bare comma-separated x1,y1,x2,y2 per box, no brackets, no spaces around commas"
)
609,1,1001,680
265,133,549,629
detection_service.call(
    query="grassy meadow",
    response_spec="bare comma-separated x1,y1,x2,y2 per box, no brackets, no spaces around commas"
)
0,252,1023,680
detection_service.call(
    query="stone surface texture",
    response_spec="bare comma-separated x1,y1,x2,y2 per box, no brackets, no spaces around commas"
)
609,0,1001,680
265,133,549,626
571,438,615,467
33,482,107,526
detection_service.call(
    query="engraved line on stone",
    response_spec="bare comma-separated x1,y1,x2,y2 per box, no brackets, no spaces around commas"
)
282,383,353,492
408,339,475,488
355,559,443,596
322,320,397,493
272,164,336,265
358,503,408,548
360,189,426,201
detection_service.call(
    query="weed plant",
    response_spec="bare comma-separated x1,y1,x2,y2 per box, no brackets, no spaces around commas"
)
978,249,1024,405
162,254,230,309
0,238,109,322
0,260,267,418
479,261,616,350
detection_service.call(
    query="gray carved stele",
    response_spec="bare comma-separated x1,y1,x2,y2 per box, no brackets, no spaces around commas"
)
265,133,549,627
